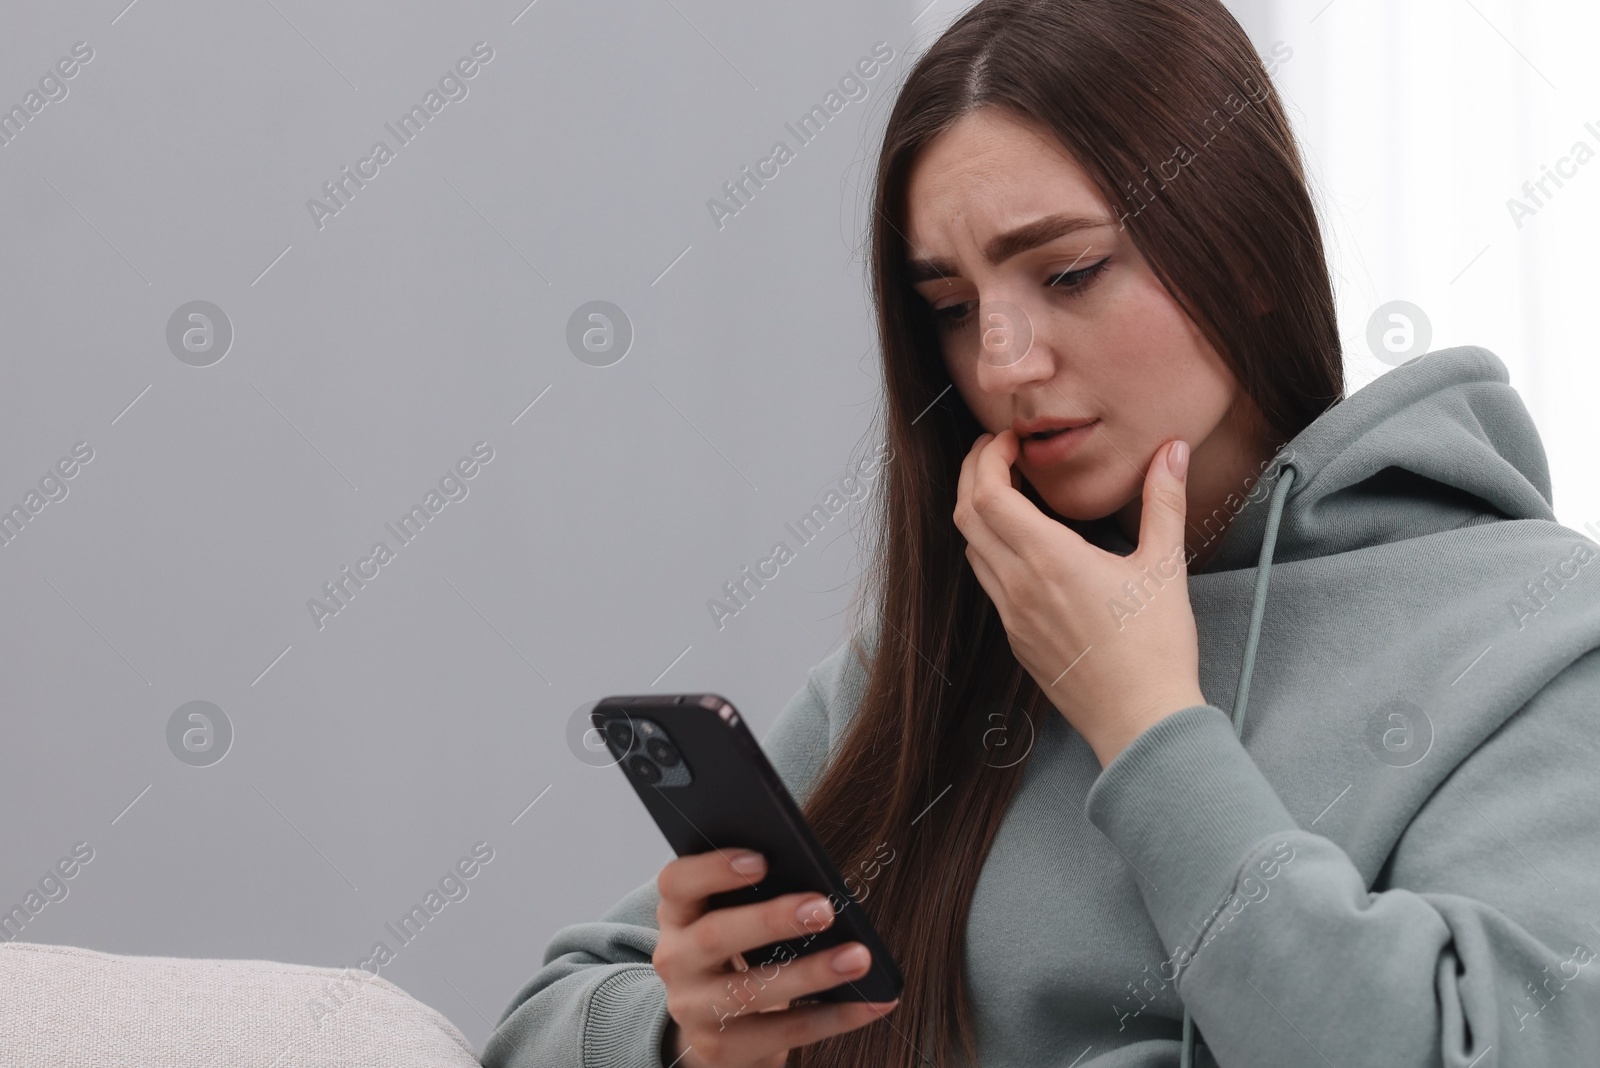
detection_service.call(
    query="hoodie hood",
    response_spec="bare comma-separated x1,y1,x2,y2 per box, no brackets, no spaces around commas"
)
1199,345,1557,574
1075,345,1557,572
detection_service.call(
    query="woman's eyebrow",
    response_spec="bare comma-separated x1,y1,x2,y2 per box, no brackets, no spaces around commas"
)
905,213,1114,282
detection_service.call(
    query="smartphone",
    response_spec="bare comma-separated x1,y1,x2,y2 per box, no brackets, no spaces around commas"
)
591,692,903,1004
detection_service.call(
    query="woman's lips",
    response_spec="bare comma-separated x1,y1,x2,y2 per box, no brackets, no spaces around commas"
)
1019,420,1099,466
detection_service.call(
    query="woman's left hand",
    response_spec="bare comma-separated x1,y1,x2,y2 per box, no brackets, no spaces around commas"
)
954,429,1207,767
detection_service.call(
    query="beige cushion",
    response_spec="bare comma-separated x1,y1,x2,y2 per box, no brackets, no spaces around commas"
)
0,942,480,1067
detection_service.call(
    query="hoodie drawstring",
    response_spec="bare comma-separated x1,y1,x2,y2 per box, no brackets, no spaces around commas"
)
1179,462,1297,1068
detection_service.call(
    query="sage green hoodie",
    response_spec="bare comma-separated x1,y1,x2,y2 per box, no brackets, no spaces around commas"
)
483,346,1600,1067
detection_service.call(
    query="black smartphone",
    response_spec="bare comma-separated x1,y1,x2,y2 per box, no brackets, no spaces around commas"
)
591,692,903,1004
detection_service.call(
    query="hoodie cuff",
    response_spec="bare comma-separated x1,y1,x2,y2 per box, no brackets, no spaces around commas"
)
1083,704,1300,954
584,965,674,1068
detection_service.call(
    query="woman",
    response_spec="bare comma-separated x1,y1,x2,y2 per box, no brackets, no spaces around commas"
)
484,0,1600,1065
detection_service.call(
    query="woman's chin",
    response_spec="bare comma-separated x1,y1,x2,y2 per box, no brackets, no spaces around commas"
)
1029,483,1131,525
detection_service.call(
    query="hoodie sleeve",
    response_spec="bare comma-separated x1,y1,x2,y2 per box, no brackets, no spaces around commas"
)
479,639,858,1068
1083,646,1600,1067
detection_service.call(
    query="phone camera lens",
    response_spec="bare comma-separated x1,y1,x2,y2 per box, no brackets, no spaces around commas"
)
628,755,661,784
645,737,681,767
606,720,634,753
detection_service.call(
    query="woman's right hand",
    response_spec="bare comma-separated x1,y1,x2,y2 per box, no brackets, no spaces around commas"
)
652,849,899,1068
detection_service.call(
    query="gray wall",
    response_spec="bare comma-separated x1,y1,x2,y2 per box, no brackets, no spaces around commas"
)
0,0,1268,1051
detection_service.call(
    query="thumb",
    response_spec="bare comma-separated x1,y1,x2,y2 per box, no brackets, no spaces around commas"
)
1137,439,1190,562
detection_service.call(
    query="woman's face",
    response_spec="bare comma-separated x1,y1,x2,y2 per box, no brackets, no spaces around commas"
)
904,106,1269,538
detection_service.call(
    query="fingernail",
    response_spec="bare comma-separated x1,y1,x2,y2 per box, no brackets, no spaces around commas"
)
831,944,870,973
797,895,832,926
1167,440,1189,478
730,852,764,874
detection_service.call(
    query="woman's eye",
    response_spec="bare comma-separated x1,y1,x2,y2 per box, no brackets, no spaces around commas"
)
1048,256,1111,291
934,300,976,326
930,257,1110,329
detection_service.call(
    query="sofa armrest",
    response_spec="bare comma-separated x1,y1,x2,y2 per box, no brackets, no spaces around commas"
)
0,941,481,1067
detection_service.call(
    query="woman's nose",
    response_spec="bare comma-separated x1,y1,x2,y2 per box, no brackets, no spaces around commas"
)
973,299,1052,392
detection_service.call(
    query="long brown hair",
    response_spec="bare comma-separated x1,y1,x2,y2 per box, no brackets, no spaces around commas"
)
795,1,1343,1065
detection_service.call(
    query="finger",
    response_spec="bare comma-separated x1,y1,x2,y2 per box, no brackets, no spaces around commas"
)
1134,439,1191,567
964,543,1005,608
954,435,1017,568
675,891,838,973
686,995,898,1065
969,430,1063,556
953,432,991,520
656,850,767,929
700,939,879,1020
